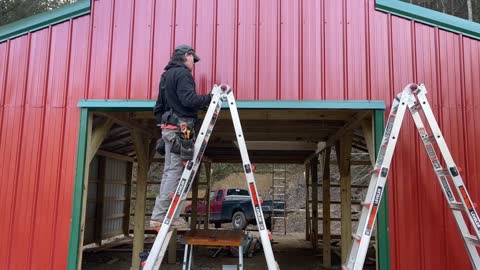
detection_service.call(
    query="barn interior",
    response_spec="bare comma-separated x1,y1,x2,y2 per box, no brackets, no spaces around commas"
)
76,100,383,270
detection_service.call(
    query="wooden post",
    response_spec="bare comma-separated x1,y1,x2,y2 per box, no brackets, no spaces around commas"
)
77,114,113,269
191,172,200,230
361,117,375,166
94,156,107,246
310,158,319,251
305,162,311,241
168,228,177,264
322,148,332,269
204,162,212,230
131,130,150,270
123,162,133,236
337,133,353,263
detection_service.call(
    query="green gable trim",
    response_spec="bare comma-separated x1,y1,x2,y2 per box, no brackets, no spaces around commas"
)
376,0,480,40
77,99,386,110
0,0,90,43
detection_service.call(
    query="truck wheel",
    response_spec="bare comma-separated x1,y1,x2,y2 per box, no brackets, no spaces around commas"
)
232,211,247,230
214,222,221,228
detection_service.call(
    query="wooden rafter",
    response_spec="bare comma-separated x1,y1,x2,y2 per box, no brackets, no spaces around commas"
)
96,112,154,137
86,117,114,163
305,111,370,163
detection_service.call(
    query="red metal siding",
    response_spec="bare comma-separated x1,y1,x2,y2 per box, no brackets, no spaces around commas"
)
0,0,479,269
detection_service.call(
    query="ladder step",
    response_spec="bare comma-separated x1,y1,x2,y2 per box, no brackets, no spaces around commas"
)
272,217,286,219
273,177,286,180
464,234,480,246
449,202,465,211
436,169,450,176
273,185,286,188
273,169,287,172
422,135,437,143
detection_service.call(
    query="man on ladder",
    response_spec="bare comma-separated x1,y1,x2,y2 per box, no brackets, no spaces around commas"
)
147,45,279,270
152,44,212,229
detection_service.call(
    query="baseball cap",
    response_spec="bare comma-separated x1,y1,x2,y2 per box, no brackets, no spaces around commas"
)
174,44,200,63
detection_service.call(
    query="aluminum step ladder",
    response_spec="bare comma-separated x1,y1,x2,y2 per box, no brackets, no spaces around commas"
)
344,83,480,270
142,84,279,270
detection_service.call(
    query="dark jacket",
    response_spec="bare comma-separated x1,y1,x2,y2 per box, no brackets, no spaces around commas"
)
154,61,211,123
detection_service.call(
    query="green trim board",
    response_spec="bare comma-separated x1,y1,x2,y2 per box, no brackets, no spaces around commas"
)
376,0,480,40
77,99,386,110
67,108,89,270
68,100,390,270
0,0,90,43
375,110,390,270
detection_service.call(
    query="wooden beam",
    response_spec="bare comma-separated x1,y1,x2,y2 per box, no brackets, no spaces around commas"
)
134,109,358,121
168,229,177,264
305,111,370,162
361,118,375,166
337,132,353,263
190,172,200,230
123,162,133,236
97,150,135,163
310,158,319,251
94,156,107,245
322,147,332,269
130,129,150,270
87,117,114,164
77,112,93,270
305,163,311,241
96,112,154,137
204,162,212,230
236,141,318,151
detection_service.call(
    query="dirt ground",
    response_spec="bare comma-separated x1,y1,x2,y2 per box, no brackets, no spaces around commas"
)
82,232,376,270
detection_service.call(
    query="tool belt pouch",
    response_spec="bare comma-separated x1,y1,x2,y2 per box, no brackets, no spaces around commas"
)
170,134,182,155
155,138,166,156
179,137,194,161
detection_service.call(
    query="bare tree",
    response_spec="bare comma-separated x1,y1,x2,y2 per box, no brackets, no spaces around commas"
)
467,0,473,21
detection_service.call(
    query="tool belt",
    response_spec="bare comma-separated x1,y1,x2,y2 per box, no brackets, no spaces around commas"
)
156,110,196,161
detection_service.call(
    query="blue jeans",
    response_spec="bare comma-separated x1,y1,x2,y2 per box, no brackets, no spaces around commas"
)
151,129,184,221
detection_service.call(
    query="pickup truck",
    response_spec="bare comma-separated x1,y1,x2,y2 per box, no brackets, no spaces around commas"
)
185,188,281,230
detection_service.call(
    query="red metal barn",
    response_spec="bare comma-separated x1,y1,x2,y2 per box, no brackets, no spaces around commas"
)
0,0,479,269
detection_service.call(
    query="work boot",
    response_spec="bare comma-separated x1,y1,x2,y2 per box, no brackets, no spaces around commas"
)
171,218,189,229
149,219,163,229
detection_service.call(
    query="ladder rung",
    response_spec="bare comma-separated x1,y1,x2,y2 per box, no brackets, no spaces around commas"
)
422,135,436,143
272,217,286,219
273,185,286,188
464,234,480,246
274,194,286,196
410,103,422,113
273,169,286,172
273,177,286,180
436,169,450,176
449,202,465,211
